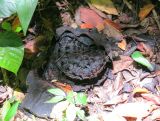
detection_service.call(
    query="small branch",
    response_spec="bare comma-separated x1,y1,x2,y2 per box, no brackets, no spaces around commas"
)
152,9,160,31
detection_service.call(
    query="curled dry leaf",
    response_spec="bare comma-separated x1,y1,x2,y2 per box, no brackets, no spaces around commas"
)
113,56,133,74
137,42,154,58
89,0,118,15
141,93,160,105
75,7,104,28
118,39,127,50
104,19,124,40
139,4,155,21
133,87,149,96
113,102,155,119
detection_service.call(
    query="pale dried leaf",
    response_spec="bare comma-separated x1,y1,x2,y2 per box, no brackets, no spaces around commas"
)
113,56,133,73
114,102,154,118
89,0,118,15
151,109,160,120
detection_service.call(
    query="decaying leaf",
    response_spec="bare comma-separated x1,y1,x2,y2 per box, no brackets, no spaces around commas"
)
141,93,160,105
75,7,104,28
151,109,160,120
139,4,155,21
118,39,127,50
114,102,155,118
113,56,133,73
104,19,124,40
89,0,118,15
133,87,149,95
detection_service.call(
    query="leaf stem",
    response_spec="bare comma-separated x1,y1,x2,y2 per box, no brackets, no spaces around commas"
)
1,68,9,85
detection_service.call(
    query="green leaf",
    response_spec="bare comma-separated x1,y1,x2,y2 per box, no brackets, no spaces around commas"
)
46,96,65,103
48,88,66,97
66,104,76,121
76,108,85,120
4,101,20,121
131,51,154,71
0,0,16,18
0,32,24,74
1,21,12,31
66,91,77,104
75,93,87,105
15,26,22,33
15,0,38,35
1,100,11,120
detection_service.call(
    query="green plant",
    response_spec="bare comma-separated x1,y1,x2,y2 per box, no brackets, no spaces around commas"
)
131,51,154,71
0,0,38,84
0,97,20,121
47,88,87,121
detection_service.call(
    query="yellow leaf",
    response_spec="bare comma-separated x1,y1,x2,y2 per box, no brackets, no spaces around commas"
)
89,0,118,15
118,39,127,50
139,4,154,21
133,87,149,95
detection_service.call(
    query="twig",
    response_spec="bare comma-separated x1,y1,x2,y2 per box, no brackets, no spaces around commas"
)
152,9,160,31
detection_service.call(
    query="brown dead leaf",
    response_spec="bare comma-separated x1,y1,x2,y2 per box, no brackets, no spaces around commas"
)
104,19,124,40
104,93,128,106
80,23,94,29
105,19,121,30
75,7,104,28
137,42,154,58
12,16,21,31
89,0,118,15
141,93,160,105
113,56,133,73
118,39,127,50
51,81,72,93
139,4,155,21
133,87,149,96
114,102,154,118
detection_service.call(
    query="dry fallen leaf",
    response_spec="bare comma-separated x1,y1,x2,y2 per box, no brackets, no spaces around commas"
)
102,112,127,121
89,0,118,15
151,109,160,120
113,56,133,73
133,87,149,95
137,42,154,58
118,39,127,50
113,102,154,119
75,7,104,28
139,4,155,21
104,19,124,40
80,23,94,29
141,93,160,105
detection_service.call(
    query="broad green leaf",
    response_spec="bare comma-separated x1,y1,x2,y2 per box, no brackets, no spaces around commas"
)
1,100,11,120
75,93,87,105
131,51,154,71
0,32,24,74
46,96,65,103
66,91,77,104
66,104,76,121
4,101,20,121
15,0,38,35
76,108,85,120
48,88,66,97
1,21,12,31
0,0,16,18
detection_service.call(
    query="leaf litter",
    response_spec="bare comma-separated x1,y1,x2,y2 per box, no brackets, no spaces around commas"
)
5,0,160,121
